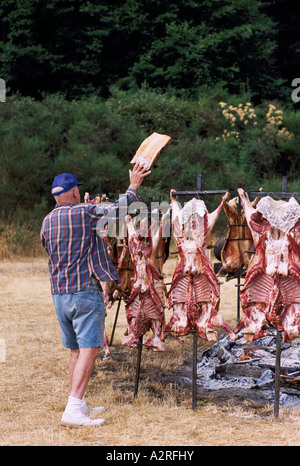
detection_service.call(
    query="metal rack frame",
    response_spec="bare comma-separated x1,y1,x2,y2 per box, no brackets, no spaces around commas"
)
105,175,299,416
170,174,299,416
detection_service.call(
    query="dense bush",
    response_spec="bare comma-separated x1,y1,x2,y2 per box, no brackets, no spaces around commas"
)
0,88,299,255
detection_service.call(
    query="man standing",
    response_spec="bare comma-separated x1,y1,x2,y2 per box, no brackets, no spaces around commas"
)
41,163,150,427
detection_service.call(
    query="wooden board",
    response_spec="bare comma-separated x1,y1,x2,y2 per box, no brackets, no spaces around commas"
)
130,132,171,169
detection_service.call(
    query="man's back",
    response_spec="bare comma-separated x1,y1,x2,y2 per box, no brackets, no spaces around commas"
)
41,201,119,294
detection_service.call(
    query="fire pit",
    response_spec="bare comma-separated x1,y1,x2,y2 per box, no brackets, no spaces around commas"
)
194,330,300,409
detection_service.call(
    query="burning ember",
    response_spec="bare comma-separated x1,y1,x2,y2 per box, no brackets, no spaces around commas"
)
239,348,254,361
192,329,300,409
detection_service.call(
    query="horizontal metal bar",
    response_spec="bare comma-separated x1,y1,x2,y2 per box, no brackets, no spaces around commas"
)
172,190,228,196
227,238,253,241
172,190,300,198
247,192,300,199
164,328,206,333
242,331,282,337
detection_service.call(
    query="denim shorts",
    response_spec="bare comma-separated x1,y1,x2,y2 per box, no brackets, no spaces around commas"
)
52,284,105,349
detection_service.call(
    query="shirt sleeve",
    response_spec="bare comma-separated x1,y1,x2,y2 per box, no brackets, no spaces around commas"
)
40,218,51,257
88,188,140,230
40,220,46,247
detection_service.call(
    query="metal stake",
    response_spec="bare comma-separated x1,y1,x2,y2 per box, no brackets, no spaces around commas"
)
109,297,122,346
237,269,241,321
274,330,282,418
273,177,286,418
192,330,198,410
133,335,143,398
197,174,202,191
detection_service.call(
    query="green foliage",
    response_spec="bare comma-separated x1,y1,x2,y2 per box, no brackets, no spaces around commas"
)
0,88,299,225
124,0,281,101
0,0,288,101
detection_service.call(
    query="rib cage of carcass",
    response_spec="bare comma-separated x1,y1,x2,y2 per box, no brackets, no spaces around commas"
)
234,189,300,343
164,193,237,342
122,212,169,351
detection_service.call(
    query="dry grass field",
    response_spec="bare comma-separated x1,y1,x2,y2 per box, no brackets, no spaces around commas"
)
0,256,300,447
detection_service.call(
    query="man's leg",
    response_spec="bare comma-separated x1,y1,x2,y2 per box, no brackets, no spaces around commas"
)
69,348,79,385
55,286,106,426
69,347,99,399
61,347,105,427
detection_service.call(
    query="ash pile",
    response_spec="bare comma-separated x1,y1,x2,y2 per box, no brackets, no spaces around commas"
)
196,330,300,408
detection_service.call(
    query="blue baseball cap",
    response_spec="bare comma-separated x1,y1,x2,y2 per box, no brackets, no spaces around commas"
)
51,173,84,196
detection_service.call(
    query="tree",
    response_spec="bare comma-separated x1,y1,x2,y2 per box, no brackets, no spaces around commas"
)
0,0,284,101
262,0,300,104
122,0,281,101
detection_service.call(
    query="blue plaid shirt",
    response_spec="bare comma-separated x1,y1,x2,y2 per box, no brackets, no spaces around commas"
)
40,188,139,294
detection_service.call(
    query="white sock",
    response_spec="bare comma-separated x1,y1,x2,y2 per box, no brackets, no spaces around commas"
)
81,395,88,413
65,396,84,416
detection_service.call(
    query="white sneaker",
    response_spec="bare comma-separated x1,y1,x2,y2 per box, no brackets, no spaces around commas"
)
61,412,105,427
82,405,106,415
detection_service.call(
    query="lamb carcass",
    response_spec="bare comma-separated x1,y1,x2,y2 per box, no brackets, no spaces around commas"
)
234,189,300,342
103,237,134,308
84,192,101,205
164,192,237,342
122,213,169,351
217,192,261,278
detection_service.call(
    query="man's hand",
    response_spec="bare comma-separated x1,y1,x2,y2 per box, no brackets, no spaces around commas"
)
129,163,151,191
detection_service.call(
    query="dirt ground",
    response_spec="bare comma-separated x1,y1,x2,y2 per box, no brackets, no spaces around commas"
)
0,256,300,447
